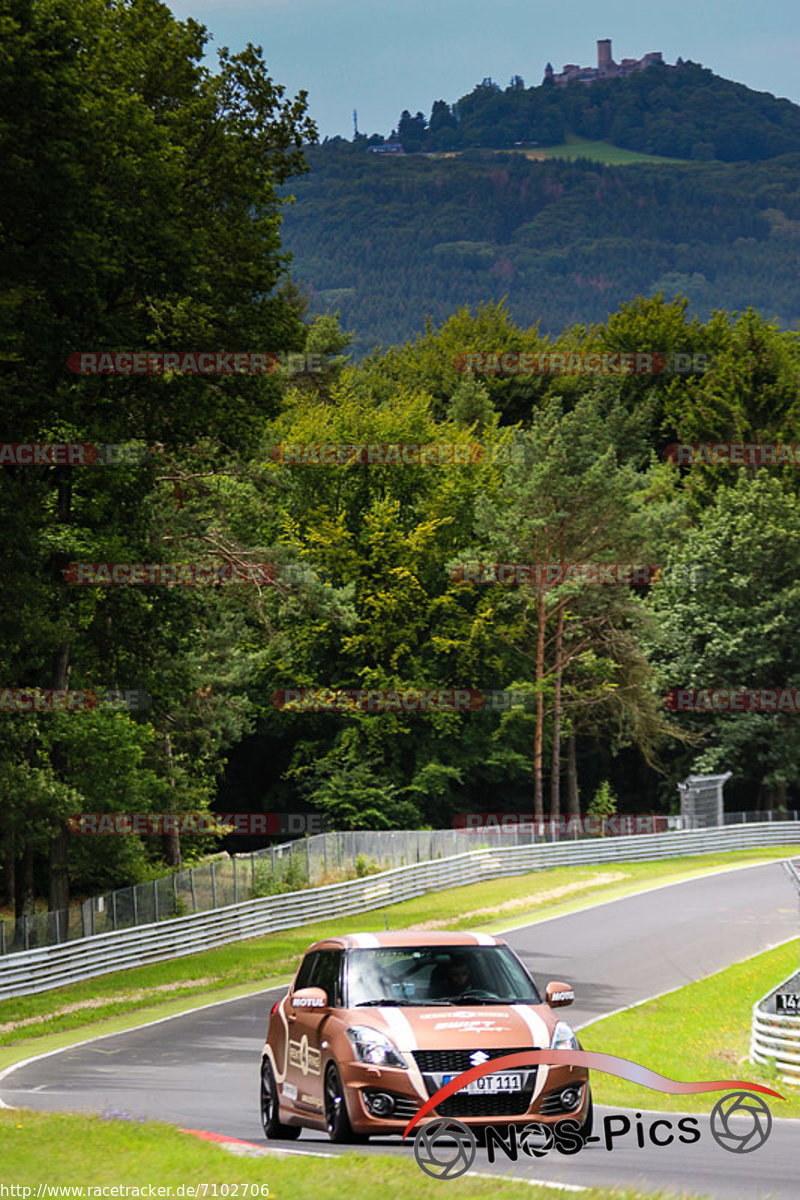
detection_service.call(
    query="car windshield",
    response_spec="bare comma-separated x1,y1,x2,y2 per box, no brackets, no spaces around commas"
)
345,945,541,1007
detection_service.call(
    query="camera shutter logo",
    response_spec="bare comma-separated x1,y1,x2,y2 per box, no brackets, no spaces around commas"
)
710,1092,772,1153
517,1121,556,1158
413,1118,477,1179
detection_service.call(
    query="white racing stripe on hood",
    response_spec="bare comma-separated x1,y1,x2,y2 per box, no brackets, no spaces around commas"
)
466,932,496,944
350,933,380,947
512,1004,550,1101
375,1007,428,1102
376,1006,417,1052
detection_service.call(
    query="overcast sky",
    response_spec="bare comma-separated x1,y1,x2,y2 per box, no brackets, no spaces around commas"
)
167,0,800,139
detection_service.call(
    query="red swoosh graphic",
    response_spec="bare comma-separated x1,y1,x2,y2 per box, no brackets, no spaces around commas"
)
402,1050,785,1139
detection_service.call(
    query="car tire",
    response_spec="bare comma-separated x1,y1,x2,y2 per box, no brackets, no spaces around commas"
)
324,1062,368,1144
260,1060,302,1140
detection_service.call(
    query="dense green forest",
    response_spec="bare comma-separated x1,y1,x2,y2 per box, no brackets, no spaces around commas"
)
2,1,799,919
281,149,800,357
359,60,800,161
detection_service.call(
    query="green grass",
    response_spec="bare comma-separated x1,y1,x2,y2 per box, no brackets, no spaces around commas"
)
425,134,690,165
1,846,797,1060
0,1108,708,1198
523,135,688,164
580,938,800,1115
486,134,689,165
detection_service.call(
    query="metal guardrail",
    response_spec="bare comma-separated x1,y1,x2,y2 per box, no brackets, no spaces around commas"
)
3,809,797,957
1,822,799,1001
0,828,529,956
750,971,800,1087
751,857,800,1085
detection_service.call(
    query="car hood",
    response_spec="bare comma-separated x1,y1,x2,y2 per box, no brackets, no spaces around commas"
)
348,1003,556,1051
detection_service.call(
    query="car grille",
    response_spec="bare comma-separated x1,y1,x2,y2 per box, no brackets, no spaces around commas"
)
390,1095,422,1120
412,1047,533,1073
436,1089,535,1117
412,1047,537,1118
362,1090,420,1120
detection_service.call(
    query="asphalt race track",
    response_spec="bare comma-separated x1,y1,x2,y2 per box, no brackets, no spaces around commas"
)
3,863,799,1199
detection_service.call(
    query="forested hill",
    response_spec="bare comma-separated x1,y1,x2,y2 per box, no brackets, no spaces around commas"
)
280,151,800,357
351,61,800,161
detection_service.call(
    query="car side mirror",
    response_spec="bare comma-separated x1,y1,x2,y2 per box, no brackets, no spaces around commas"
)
290,986,329,1010
545,980,575,1007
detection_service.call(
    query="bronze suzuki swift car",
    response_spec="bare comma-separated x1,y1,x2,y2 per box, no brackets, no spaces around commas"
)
260,931,592,1142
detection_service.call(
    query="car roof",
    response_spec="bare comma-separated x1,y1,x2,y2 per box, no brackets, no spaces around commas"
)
302,931,505,952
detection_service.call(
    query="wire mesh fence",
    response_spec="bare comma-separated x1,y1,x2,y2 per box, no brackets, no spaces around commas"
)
1,809,798,956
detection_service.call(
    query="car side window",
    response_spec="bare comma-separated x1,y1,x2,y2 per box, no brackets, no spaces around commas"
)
293,951,319,992
313,950,343,1006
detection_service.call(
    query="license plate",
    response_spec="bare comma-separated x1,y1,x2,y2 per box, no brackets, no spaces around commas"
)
442,1072,523,1094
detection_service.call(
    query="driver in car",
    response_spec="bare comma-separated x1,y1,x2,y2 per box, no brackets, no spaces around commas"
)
429,953,475,999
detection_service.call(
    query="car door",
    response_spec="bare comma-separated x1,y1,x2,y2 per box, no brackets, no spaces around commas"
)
276,949,317,1111
285,949,343,1117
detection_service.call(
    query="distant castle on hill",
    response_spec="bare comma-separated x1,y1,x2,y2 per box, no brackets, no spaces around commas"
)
544,39,684,87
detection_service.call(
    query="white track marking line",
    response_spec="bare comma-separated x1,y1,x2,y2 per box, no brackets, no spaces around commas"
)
472,1173,586,1192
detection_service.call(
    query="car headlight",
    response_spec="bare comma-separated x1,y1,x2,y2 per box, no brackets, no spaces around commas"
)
550,1020,580,1051
346,1025,408,1068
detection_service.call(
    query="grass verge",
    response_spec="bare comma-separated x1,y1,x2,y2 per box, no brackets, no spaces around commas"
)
1,846,796,1058
0,1107,706,1198
426,135,690,165
579,938,800,1116
508,135,688,164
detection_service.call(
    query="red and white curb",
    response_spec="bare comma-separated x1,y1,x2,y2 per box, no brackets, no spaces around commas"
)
180,1129,329,1158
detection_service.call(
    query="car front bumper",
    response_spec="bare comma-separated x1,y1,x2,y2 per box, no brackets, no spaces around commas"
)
343,1059,590,1135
